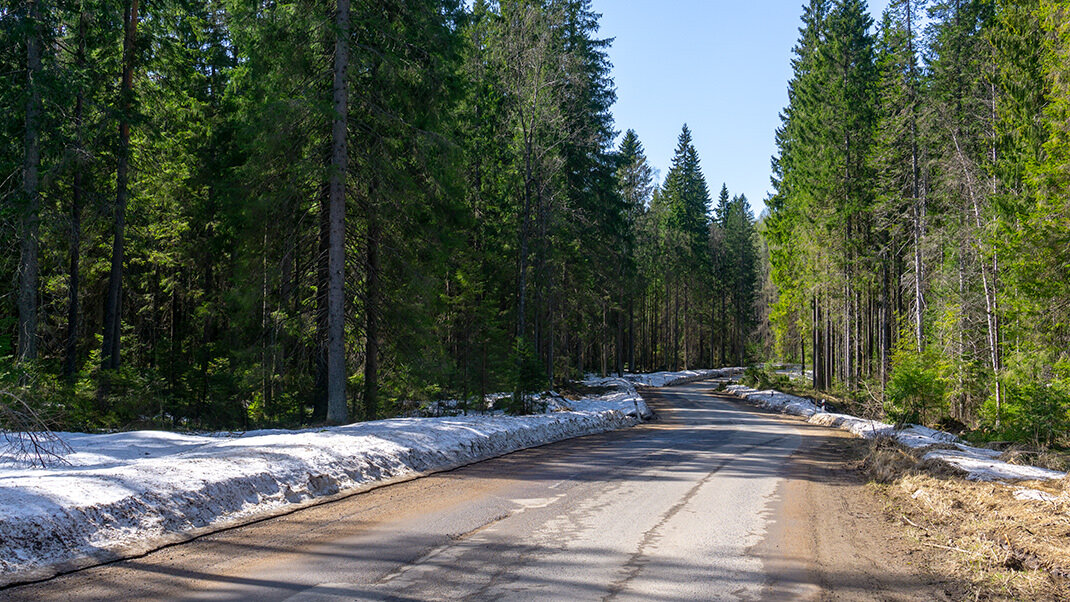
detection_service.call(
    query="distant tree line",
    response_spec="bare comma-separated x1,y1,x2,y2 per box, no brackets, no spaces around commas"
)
768,0,1070,444
1,0,759,429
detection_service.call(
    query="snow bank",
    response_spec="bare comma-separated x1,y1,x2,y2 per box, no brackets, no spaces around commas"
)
725,385,825,419
621,367,743,388
923,449,1067,482
808,412,895,439
723,384,1068,483
0,370,721,585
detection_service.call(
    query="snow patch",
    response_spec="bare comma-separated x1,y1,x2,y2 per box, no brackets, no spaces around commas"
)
922,449,1067,482
723,384,1067,483
1013,487,1058,502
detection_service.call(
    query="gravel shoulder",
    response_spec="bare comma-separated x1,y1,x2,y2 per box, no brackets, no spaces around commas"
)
737,400,962,601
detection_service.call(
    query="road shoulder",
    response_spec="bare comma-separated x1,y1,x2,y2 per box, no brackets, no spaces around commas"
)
740,405,959,601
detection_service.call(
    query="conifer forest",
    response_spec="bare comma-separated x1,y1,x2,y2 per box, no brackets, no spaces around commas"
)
3,0,1070,449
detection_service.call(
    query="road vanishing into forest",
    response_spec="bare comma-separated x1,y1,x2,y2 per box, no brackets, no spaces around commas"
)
7,381,952,601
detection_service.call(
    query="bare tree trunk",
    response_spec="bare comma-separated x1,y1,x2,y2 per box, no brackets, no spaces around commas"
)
880,257,891,386
913,198,925,353
813,295,820,389
908,0,925,355
18,0,42,366
326,0,349,424
952,132,1002,426
102,0,140,371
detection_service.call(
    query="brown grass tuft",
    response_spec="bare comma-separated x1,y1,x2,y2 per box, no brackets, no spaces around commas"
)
862,438,919,483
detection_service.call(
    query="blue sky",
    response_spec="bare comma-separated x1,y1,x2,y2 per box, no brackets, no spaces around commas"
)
592,0,891,215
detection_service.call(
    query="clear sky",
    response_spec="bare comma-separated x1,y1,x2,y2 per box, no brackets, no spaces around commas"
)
592,0,891,215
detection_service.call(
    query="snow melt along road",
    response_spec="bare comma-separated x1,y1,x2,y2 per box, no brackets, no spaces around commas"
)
11,381,808,601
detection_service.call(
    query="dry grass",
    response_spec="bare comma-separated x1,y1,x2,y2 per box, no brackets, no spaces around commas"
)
999,445,1070,473
865,439,1070,601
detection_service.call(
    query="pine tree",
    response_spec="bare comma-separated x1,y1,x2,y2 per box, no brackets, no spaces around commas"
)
724,194,759,365
615,129,654,372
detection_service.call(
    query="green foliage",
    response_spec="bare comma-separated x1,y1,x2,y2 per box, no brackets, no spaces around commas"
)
884,347,947,426
741,364,790,390
979,354,1070,447
981,379,1070,447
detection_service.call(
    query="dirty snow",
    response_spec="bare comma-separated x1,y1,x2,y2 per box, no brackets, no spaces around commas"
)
620,367,742,388
724,383,1068,483
923,449,1067,482
725,385,825,419
0,370,720,585
1012,487,1059,502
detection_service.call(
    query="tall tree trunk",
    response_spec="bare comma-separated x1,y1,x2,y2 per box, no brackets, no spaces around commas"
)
672,280,679,371
881,256,891,386
515,137,534,399
952,131,1002,426
813,296,819,389
616,289,624,377
600,300,607,377
363,209,381,421
313,183,329,422
102,0,140,371
65,11,88,381
908,0,925,355
719,293,726,365
913,199,926,353
710,296,716,368
326,0,349,424
682,282,689,369
628,299,634,373
18,0,42,366
546,282,554,385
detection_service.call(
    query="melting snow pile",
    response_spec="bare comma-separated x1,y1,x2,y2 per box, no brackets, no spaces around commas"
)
724,384,1068,483
619,367,743,388
0,371,714,585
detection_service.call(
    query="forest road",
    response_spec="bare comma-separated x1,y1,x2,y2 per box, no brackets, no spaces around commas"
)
7,381,954,601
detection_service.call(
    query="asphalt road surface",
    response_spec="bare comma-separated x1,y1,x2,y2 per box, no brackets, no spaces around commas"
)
6,381,951,601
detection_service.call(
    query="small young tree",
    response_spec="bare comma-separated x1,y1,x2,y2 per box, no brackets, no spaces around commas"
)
884,346,946,426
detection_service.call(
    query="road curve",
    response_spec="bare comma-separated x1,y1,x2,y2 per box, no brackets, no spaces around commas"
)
6,381,904,601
